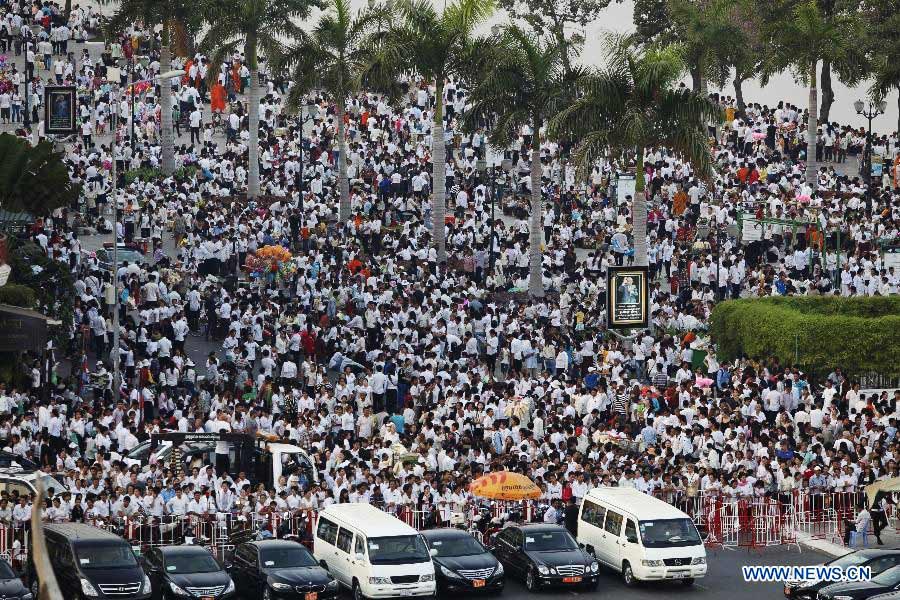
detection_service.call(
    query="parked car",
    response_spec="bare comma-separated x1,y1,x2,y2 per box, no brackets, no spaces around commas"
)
819,565,900,600
0,468,67,497
784,550,900,600
0,558,30,600
421,528,504,595
490,524,599,591
0,451,38,471
230,539,338,600
26,523,152,600
143,545,235,599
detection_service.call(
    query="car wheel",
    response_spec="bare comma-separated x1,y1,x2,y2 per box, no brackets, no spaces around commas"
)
682,578,695,586
622,561,637,587
353,580,366,600
525,568,539,592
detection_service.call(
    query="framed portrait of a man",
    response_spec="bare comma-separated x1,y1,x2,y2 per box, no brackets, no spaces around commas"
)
44,86,77,135
606,265,649,329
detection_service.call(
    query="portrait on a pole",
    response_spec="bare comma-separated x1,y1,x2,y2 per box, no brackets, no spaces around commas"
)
606,265,649,329
44,86,77,135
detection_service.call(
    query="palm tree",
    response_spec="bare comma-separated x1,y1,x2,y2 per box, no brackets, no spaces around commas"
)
367,0,495,264
0,134,80,229
107,0,194,175
198,0,319,198
464,26,572,297
279,0,372,222
550,33,717,267
762,1,856,184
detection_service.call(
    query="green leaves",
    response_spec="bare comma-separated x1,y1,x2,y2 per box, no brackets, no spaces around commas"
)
709,297,900,376
0,134,79,218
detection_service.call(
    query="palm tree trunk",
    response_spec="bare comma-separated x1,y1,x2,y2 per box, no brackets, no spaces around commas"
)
159,42,175,175
733,75,746,115
247,68,261,198
819,61,834,123
432,83,446,264
528,137,543,298
633,149,648,267
806,64,818,185
336,93,350,222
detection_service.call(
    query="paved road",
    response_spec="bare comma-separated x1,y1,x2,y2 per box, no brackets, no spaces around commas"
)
329,547,828,600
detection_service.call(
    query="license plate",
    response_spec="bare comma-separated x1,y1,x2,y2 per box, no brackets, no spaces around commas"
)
305,594,318,600
562,576,582,583
202,597,214,600
473,579,485,588
670,573,686,579
401,590,414,596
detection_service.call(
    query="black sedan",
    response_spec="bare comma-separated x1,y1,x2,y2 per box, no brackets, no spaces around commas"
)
144,545,235,599
0,558,29,600
784,549,900,600
229,539,338,600
819,565,900,600
421,528,504,594
490,524,599,592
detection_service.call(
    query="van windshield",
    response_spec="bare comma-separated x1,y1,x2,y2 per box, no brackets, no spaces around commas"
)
75,543,138,569
639,519,702,548
367,535,430,564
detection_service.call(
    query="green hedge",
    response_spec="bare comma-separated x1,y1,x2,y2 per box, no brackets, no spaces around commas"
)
0,283,36,308
709,297,900,375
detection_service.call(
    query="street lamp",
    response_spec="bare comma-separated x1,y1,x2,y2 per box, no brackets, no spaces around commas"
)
297,97,316,217
110,68,185,398
489,157,513,275
854,99,887,214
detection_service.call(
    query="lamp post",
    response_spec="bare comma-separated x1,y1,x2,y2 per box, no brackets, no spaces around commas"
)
297,97,316,216
854,99,887,215
110,68,185,397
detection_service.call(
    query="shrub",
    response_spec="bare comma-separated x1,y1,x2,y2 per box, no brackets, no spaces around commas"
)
0,283,36,307
709,297,900,375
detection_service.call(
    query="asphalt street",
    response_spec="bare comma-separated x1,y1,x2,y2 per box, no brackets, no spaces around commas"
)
329,547,829,600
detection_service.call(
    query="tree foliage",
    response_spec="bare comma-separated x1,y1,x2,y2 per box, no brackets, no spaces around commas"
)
0,134,79,217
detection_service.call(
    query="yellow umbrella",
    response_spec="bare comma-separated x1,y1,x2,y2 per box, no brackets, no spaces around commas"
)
470,471,542,500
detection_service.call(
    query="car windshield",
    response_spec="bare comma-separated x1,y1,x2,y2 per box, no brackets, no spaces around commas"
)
0,560,16,579
126,442,151,461
638,519,702,548
831,553,870,568
260,546,317,569
75,544,138,569
367,535,430,564
165,553,221,574
427,535,486,557
871,565,900,585
523,531,578,552
102,249,144,265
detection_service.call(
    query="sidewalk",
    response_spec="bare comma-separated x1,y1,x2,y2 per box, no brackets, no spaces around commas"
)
798,526,900,557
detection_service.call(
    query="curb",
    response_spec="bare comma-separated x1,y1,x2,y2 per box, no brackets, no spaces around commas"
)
795,531,848,557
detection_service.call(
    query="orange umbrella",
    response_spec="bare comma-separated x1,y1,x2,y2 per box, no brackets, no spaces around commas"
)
469,472,542,500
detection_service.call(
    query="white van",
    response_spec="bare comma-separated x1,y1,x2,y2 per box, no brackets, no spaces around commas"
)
576,487,707,586
313,504,436,600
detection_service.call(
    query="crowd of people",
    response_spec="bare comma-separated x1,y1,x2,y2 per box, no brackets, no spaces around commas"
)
0,0,898,549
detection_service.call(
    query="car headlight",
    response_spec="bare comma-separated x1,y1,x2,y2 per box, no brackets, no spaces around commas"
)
591,562,599,572
326,579,339,590
537,565,550,575
142,575,153,595
549,567,557,575
368,577,392,585
495,563,504,575
168,582,189,596
692,557,706,565
22,594,33,600
833,596,853,600
270,582,294,591
80,579,99,597
440,565,464,579
642,559,664,567
420,573,435,582
225,579,236,594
